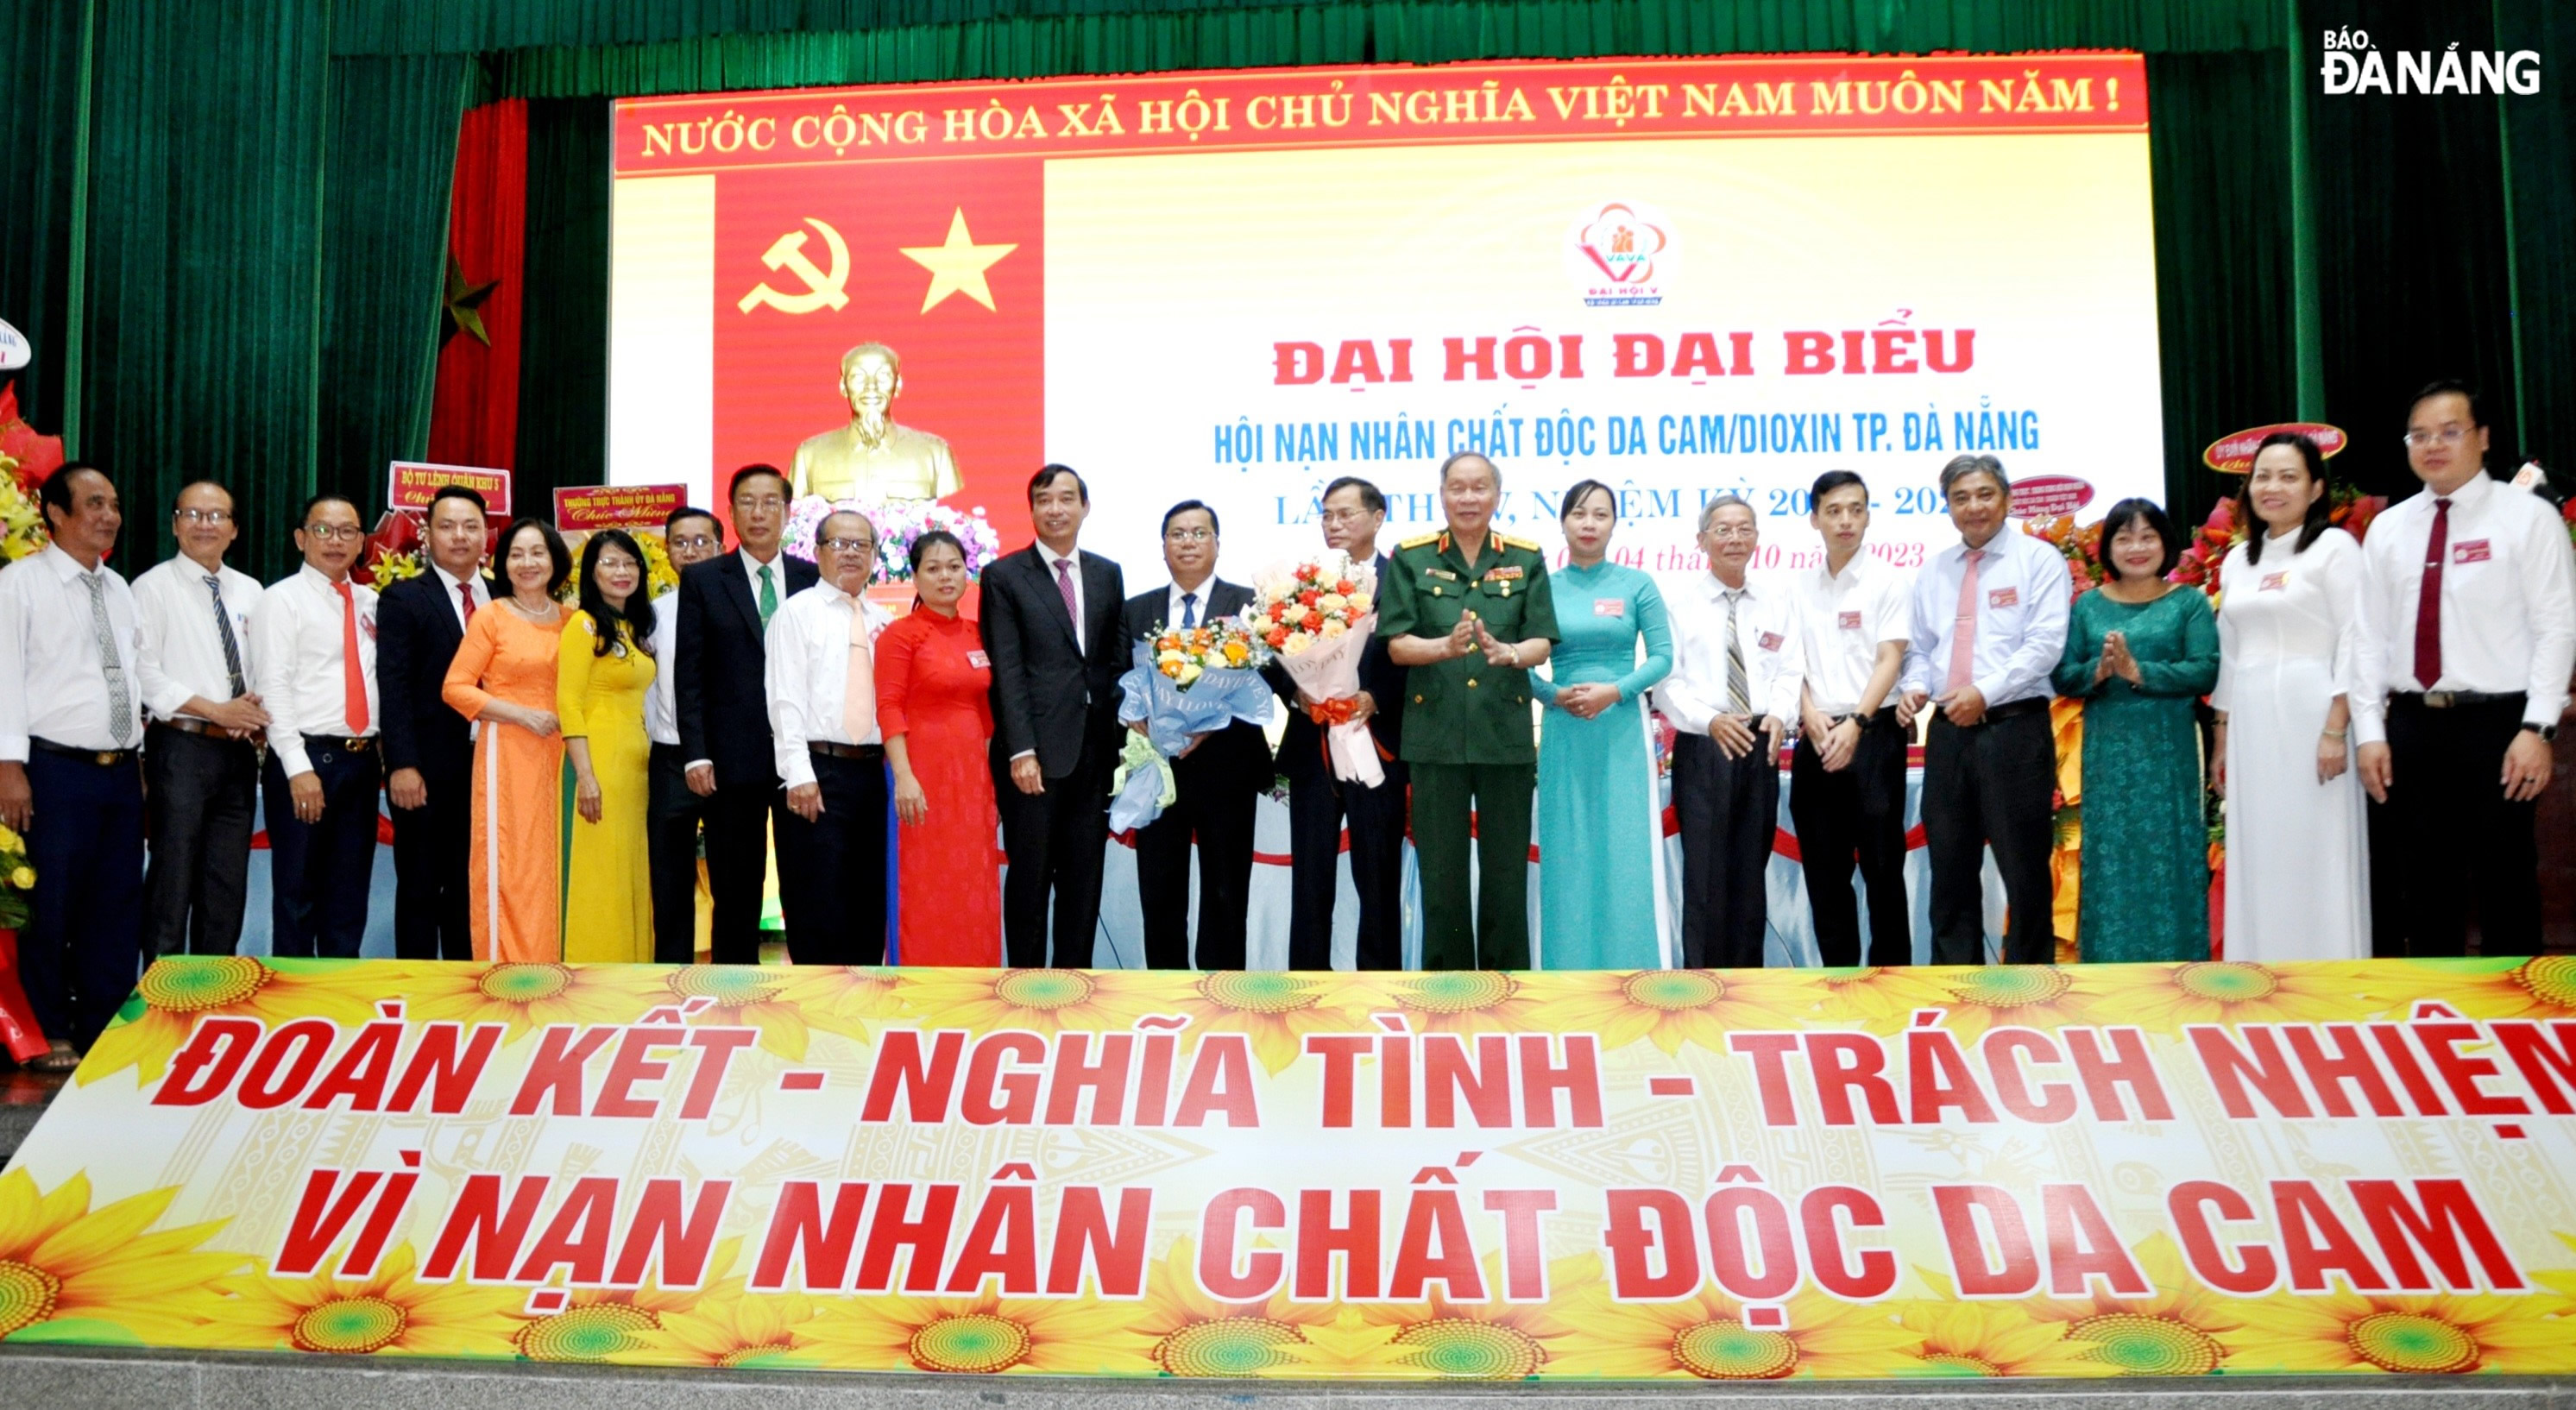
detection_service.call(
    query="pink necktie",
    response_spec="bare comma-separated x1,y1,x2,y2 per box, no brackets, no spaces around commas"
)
1945,549,1984,695
1055,556,1079,623
843,599,876,741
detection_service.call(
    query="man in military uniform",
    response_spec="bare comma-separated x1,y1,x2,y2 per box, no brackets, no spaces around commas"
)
1378,451,1559,969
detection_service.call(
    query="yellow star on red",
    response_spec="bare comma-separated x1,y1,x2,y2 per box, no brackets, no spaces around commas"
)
898,208,1017,313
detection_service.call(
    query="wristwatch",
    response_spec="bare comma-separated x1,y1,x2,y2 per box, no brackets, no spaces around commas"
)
2521,722,2559,743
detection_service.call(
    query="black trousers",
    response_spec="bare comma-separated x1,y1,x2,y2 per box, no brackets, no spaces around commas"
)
24,748,144,1046
1789,709,1913,967
1285,746,1408,972
705,771,803,966
995,730,1111,968
1135,754,1258,971
141,725,258,958
1921,706,2056,966
647,743,709,965
1672,730,1780,969
2383,696,2539,957
778,749,889,966
263,740,381,960
387,762,473,961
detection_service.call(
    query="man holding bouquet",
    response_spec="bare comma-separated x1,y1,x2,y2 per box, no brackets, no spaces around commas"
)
1119,500,1269,970
1380,452,1559,970
1275,476,1408,970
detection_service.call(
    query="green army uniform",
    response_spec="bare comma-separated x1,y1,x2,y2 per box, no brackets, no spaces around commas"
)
1376,527,1559,970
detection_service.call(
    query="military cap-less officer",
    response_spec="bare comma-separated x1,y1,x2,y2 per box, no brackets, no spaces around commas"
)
1378,451,1559,969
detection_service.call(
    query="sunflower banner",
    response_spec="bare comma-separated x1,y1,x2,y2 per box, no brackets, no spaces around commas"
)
3,955,2575,1378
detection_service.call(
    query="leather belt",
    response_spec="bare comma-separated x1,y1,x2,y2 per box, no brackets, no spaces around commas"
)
2390,690,2523,709
810,740,885,760
29,738,135,766
303,733,379,753
1932,696,2050,727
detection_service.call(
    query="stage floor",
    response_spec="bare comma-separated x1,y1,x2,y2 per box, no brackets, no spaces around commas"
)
0,1350,2567,1409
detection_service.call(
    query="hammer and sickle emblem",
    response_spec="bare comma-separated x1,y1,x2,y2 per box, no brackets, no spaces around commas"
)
736,217,851,315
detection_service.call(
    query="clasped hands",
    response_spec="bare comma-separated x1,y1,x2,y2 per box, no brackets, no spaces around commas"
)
2089,629,2145,689
1445,612,1521,669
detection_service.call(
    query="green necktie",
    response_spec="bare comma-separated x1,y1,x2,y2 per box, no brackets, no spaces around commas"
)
758,563,778,626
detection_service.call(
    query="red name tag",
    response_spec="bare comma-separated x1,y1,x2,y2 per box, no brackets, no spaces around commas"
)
2259,571,2289,592
2454,538,2492,564
967,650,991,670
1987,586,2019,609
1758,630,1783,652
1838,610,1863,631
1593,598,1625,618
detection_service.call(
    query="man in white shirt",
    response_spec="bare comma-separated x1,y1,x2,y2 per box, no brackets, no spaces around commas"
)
646,504,723,963
0,464,146,1067
2352,380,2576,956
250,494,382,959
765,510,896,966
375,484,490,961
133,480,268,958
1899,455,2072,966
1653,495,1803,968
1789,471,1914,967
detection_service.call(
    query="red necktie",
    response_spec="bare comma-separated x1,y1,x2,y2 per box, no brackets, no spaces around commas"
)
337,578,369,733
2413,497,2450,690
458,578,476,627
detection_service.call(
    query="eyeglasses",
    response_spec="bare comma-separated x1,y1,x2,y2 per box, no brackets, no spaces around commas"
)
1704,527,1759,543
175,508,231,526
302,524,364,543
668,534,718,551
1164,527,1214,544
1319,508,1376,526
735,495,787,513
820,538,875,554
2403,427,2472,449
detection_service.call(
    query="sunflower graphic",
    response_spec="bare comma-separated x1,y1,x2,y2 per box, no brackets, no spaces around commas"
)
400,961,671,1042
891,968,1169,1040
658,965,816,1061
1809,966,1964,1035
1125,1237,1341,1376
0,1169,241,1342
1922,963,2125,1042
1168,971,1389,1074
1528,969,1823,1056
626,1283,830,1369
2022,1234,2245,1375
1377,971,1557,1035
79,955,381,1085
1548,1282,1921,1379
512,1239,740,1363
1894,1269,2120,1378
2403,954,2576,1022
774,964,914,1046
801,1289,1148,1374
201,1243,525,1356
2101,960,2450,1035
1351,1251,1597,1379
2220,1289,2576,1374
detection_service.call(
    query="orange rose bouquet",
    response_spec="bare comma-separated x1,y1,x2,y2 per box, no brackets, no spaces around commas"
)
1250,551,1382,786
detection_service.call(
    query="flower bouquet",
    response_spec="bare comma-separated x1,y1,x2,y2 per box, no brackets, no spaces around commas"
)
1250,551,1383,786
784,495,1003,583
1109,617,1275,832
0,381,65,565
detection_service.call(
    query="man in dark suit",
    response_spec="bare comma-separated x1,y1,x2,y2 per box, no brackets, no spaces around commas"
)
1277,476,1408,971
1121,500,1270,971
375,484,489,960
676,465,819,964
982,465,1126,967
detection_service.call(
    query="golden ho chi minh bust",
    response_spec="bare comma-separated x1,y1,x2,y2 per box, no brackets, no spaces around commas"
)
790,342,963,503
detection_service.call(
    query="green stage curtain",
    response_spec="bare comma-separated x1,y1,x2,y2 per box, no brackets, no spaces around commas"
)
2147,51,2296,526
2498,0,2575,482
515,97,614,505
0,0,91,437
321,54,475,529
78,0,333,582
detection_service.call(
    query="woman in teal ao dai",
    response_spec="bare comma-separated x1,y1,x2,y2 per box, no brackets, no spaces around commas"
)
1534,481,1675,967
2052,498,2221,962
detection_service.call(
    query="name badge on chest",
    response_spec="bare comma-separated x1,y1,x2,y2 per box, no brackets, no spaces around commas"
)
2259,571,2289,592
1593,598,1625,618
1757,630,1783,652
1987,586,2018,609
2454,538,2492,564
967,649,991,670
1837,609,1863,631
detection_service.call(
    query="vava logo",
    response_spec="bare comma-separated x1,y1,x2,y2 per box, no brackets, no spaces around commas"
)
1568,201,1675,308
